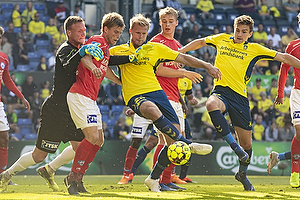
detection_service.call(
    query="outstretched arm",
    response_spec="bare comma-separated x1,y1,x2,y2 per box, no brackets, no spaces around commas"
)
156,65,203,83
179,38,207,53
175,53,221,80
274,52,300,69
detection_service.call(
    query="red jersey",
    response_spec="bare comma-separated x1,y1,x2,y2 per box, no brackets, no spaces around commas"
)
0,52,23,101
69,35,110,101
278,38,300,98
150,33,181,102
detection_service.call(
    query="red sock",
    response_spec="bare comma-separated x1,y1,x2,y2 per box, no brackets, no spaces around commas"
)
123,146,138,176
79,144,100,175
153,144,164,169
161,163,176,184
71,139,94,173
0,147,8,173
291,137,300,173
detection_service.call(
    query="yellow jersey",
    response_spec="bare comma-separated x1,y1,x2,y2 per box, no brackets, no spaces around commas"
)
45,25,58,36
201,110,213,127
275,97,290,115
258,98,273,112
12,10,21,27
109,41,179,104
276,115,285,128
268,87,278,100
52,32,66,46
196,0,214,12
252,31,267,46
205,33,277,98
253,124,265,141
251,86,266,101
178,77,192,102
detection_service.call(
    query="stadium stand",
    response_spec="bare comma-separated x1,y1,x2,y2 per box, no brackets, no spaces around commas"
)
16,64,31,72
23,133,37,140
111,105,124,120
10,133,23,140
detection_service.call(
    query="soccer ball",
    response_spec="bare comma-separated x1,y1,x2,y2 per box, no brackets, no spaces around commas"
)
167,141,191,165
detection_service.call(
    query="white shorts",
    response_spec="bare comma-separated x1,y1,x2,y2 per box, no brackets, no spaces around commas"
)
0,102,9,131
130,100,184,139
169,100,185,133
290,89,300,125
67,92,102,130
131,114,153,139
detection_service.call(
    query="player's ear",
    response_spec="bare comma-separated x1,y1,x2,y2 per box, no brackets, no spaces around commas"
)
248,31,253,39
66,29,71,37
103,26,108,34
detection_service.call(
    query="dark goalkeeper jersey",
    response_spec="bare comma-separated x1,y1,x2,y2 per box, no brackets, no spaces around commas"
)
50,41,82,108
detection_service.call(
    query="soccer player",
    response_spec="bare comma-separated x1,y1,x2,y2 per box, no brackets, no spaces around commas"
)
120,77,197,186
117,7,199,191
0,25,31,185
267,13,300,188
63,12,124,195
179,14,300,191
149,7,200,189
63,12,154,195
110,13,221,192
0,16,104,193
177,77,198,183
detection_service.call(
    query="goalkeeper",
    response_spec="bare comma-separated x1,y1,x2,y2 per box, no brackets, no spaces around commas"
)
0,14,151,194
0,16,103,193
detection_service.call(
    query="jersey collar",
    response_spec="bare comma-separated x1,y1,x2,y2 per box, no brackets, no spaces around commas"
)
126,40,149,48
230,36,249,45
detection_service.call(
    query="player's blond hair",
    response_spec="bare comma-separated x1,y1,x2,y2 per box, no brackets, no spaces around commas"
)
0,26,4,36
130,14,151,30
234,15,254,32
101,12,125,33
159,7,179,20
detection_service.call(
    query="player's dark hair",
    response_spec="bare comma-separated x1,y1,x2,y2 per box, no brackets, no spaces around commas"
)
159,7,179,20
101,12,125,33
0,26,4,36
234,15,254,32
64,16,84,32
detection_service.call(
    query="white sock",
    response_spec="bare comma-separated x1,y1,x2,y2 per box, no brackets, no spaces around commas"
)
7,151,36,176
49,145,75,171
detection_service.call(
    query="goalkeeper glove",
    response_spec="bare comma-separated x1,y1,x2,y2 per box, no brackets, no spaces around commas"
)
78,42,104,61
129,43,154,62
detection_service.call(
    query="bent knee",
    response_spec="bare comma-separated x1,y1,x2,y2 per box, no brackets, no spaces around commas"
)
32,151,48,163
145,139,158,150
131,138,142,149
87,134,99,145
241,144,252,151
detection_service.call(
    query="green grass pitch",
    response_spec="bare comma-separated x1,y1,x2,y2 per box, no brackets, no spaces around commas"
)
1,175,300,200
